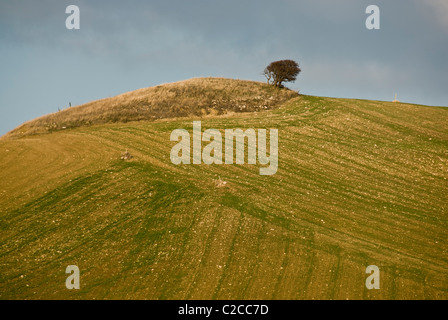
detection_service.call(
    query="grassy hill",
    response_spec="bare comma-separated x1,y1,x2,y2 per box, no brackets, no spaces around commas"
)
4,78,297,139
0,78,447,299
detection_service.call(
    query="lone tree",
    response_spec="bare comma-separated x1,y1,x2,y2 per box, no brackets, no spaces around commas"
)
263,59,301,88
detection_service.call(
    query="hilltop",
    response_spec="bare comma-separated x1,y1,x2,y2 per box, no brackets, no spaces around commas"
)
3,78,297,139
0,78,447,299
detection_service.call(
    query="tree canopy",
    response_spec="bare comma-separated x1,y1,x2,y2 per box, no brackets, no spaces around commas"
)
263,59,301,88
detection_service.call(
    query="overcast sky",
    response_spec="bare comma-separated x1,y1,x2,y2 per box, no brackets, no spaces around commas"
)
1,0,447,136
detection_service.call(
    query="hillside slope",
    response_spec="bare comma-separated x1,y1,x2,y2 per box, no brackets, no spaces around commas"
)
1,79,447,299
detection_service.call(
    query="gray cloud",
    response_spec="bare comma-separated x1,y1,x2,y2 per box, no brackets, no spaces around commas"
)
419,0,448,29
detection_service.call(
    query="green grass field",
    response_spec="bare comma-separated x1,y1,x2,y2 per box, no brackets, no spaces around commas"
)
1,79,447,299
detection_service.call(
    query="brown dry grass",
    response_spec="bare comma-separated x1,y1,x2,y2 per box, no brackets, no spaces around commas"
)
3,78,297,139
